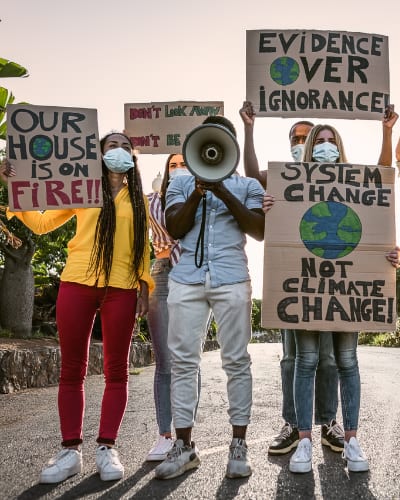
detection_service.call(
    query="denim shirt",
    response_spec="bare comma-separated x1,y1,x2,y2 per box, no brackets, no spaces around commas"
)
165,174,265,288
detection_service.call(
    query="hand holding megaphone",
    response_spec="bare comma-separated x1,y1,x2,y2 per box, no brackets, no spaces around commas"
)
195,178,227,198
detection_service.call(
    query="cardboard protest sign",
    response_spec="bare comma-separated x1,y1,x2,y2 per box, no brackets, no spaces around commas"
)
7,104,102,211
262,162,396,332
246,30,390,120
124,101,224,154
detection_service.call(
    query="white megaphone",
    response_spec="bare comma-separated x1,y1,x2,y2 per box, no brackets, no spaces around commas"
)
183,123,240,182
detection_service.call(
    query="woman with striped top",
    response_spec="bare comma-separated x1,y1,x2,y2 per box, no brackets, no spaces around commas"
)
145,153,190,461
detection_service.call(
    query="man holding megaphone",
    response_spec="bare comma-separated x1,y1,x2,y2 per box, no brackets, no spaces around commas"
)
154,116,265,480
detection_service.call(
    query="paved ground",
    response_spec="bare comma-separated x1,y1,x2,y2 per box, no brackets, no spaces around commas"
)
1,343,400,499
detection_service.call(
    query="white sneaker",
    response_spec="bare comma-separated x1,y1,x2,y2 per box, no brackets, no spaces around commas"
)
146,435,174,461
343,437,369,472
154,439,200,479
39,448,82,484
96,446,124,481
289,437,312,473
226,438,252,478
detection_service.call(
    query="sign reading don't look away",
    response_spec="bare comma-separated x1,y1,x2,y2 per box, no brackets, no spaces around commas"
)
246,29,390,119
7,104,102,211
124,101,224,154
262,162,397,332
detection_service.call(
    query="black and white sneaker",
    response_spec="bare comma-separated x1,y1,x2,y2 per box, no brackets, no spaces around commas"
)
268,422,299,455
321,419,344,452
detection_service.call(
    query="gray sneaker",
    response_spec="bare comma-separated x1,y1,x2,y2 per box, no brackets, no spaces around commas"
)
226,438,252,478
154,439,200,480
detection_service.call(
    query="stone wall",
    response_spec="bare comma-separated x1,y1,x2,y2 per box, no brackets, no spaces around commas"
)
0,341,154,394
0,335,279,394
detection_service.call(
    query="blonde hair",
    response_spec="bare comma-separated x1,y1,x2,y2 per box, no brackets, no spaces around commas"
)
302,124,348,163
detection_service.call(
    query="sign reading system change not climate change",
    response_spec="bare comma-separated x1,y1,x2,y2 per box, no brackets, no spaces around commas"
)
262,162,396,332
246,30,390,119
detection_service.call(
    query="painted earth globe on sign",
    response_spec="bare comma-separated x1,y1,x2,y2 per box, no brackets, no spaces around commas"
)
299,201,362,259
270,57,300,86
32,135,53,160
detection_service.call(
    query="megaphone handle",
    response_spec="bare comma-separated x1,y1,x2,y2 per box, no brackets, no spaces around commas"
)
195,194,207,268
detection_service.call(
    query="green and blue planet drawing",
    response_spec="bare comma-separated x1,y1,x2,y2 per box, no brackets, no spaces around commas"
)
299,201,362,259
270,57,300,86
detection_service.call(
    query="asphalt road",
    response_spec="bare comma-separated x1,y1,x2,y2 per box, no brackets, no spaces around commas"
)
1,343,399,499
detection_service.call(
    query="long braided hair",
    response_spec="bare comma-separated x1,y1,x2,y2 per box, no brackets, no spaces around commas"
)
88,132,147,287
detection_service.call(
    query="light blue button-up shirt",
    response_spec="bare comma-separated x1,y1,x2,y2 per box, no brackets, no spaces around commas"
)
165,174,265,288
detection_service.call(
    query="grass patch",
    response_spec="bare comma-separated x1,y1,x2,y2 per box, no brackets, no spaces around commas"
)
359,331,400,347
0,328,13,338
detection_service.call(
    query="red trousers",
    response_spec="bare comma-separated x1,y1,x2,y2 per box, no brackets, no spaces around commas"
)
56,281,137,446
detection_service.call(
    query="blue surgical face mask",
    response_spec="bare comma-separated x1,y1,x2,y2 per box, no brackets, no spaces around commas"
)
290,144,304,162
169,168,191,181
312,142,340,163
103,147,134,173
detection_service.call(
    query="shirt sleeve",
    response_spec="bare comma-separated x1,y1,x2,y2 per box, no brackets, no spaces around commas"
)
245,178,265,210
165,176,193,210
6,208,75,234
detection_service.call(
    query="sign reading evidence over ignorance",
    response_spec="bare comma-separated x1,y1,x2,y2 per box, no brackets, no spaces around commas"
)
7,104,102,211
246,30,390,119
124,101,224,154
262,162,396,332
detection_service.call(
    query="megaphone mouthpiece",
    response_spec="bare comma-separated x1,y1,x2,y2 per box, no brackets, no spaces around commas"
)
201,143,223,165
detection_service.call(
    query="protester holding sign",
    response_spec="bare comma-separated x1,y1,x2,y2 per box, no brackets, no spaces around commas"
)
146,153,194,461
239,100,345,456
284,119,399,474
146,152,214,461
1,132,154,484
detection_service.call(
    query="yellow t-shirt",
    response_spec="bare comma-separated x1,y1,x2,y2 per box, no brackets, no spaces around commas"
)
8,186,154,291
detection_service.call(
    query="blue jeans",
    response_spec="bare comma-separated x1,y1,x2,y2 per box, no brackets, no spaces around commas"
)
294,331,360,432
147,258,203,434
280,329,339,426
147,258,173,435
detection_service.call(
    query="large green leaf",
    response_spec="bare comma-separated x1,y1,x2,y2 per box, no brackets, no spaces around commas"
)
0,87,14,112
0,121,7,141
0,87,28,140
0,58,29,78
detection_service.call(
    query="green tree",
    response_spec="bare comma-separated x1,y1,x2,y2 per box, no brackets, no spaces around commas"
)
0,58,36,336
0,58,29,140
251,298,267,332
